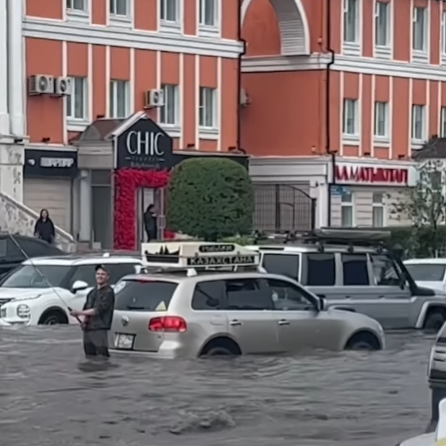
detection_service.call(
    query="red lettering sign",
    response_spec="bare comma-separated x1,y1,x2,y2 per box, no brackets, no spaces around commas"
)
335,166,408,184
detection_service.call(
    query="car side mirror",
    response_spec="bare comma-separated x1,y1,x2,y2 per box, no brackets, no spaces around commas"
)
72,280,89,293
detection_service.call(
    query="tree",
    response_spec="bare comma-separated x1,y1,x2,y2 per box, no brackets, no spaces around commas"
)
166,158,254,240
391,160,446,257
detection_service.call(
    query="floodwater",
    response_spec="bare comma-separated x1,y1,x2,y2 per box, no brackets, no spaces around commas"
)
0,327,435,446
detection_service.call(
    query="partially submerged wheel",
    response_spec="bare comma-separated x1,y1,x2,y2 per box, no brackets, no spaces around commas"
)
345,332,380,351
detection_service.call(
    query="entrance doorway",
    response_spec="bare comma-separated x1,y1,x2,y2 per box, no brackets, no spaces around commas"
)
137,187,166,247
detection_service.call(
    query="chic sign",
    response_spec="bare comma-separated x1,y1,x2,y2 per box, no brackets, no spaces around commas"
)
335,165,409,185
125,130,165,157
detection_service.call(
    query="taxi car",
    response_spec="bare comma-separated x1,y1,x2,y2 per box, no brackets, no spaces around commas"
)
110,241,385,358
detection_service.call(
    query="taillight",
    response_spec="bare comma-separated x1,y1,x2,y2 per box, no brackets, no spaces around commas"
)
148,316,187,332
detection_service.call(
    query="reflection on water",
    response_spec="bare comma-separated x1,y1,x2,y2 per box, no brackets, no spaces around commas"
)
0,327,435,446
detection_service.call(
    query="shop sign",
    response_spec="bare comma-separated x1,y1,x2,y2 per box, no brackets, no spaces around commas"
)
114,115,174,170
24,149,78,178
335,164,409,185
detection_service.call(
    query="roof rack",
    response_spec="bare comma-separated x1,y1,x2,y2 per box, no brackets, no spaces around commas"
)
141,241,260,276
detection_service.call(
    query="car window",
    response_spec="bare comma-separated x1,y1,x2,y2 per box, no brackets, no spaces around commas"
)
342,254,370,286
114,280,177,311
224,278,273,310
0,264,71,288
265,278,316,311
405,264,446,282
69,265,97,286
370,254,403,286
262,253,300,279
306,253,336,286
105,263,139,284
192,280,224,310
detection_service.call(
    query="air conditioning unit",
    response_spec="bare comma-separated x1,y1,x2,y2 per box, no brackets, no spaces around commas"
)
144,89,164,108
240,88,250,107
54,77,72,96
28,75,54,95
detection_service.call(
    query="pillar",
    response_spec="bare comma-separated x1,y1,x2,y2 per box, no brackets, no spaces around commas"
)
79,170,92,242
0,0,9,134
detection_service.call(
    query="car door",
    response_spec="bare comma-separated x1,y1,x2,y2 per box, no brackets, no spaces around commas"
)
368,253,412,329
262,277,341,352
223,277,280,354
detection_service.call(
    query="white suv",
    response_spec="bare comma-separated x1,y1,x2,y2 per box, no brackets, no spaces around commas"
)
0,254,143,325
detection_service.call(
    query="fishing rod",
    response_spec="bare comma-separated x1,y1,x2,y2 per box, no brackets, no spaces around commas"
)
7,233,82,324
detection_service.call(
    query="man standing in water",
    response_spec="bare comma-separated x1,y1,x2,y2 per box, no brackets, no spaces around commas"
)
70,265,115,358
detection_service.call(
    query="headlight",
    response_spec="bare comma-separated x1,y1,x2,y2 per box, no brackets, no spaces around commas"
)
12,294,41,302
16,304,31,318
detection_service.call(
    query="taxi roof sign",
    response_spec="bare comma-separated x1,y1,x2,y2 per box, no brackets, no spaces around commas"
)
141,241,260,269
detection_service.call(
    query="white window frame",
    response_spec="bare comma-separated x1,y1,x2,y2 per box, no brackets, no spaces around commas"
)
411,104,426,143
109,0,132,25
160,0,181,31
109,80,129,119
66,77,88,128
441,107,446,138
198,87,218,131
374,1,390,57
343,0,360,55
442,12,446,63
341,191,355,227
374,101,389,140
412,7,428,59
342,99,359,140
372,193,385,227
199,0,219,31
66,0,89,21
159,84,179,127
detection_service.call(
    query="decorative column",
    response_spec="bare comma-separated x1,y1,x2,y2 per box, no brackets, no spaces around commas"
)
78,170,92,242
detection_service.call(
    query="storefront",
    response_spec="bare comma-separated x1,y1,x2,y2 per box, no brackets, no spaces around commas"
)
73,112,248,250
329,159,418,227
23,148,78,233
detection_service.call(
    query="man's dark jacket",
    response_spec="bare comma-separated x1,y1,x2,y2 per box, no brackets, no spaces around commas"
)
82,285,115,331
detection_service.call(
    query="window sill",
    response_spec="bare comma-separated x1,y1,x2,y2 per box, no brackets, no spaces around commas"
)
373,137,390,147
160,124,181,138
198,25,220,38
441,55,446,66
342,134,359,145
109,14,132,28
67,119,89,132
342,42,361,56
66,8,89,22
375,45,391,59
412,50,428,63
199,127,219,140
411,140,424,150
160,20,181,33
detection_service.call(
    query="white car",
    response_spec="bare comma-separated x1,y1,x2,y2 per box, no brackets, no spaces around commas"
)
404,259,446,294
0,254,143,325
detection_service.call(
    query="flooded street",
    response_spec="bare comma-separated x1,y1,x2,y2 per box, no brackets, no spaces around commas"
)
0,327,435,446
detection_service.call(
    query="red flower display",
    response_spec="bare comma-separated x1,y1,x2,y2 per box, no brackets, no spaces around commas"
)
113,168,170,250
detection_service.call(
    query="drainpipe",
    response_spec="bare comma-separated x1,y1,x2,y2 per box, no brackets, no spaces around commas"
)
325,0,335,226
0,0,9,135
7,0,24,137
237,0,246,150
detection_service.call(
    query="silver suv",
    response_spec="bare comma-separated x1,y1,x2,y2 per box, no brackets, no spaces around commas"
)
249,228,446,330
109,241,385,358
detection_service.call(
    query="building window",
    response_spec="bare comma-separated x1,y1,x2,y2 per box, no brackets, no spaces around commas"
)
199,87,217,128
341,191,354,227
442,13,446,57
160,84,178,125
412,7,427,52
199,0,218,26
109,80,128,118
66,0,86,10
372,193,385,227
374,101,388,138
441,107,446,137
66,77,87,120
411,105,425,141
160,0,179,22
375,1,389,47
110,0,127,15
343,0,358,43
343,99,358,136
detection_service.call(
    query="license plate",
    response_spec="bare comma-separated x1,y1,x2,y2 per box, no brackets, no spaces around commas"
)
115,334,135,350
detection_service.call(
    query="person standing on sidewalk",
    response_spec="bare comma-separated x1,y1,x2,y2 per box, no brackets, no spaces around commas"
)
34,208,55,244
70,265,115,358
143,204,158,242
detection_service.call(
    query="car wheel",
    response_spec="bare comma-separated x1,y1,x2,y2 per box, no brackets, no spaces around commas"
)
39,310,68,325
345,332,380,351
200,337,241,356
424,309,446,332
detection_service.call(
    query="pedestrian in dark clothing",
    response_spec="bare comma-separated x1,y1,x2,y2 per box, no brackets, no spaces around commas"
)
143,204,158,242
34,209,55,244
70,265,115,358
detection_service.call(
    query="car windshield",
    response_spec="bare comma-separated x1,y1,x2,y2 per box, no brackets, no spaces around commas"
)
405,264,446,282
0,265,71,288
